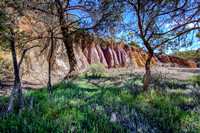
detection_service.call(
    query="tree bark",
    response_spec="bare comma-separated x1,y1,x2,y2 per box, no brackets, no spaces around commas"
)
143,53,153,91
7,29,25,113
47,31,54,101
62,33,76,75
60,23,77,77
55,0,77,78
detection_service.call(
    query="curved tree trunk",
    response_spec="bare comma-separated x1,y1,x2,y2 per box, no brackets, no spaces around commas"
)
62,33,77,75
7,29,25,113
56,0,77,79
143,53,153,91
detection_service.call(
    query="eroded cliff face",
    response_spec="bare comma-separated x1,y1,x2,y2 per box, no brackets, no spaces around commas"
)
155,54,197,68
0,11,197,88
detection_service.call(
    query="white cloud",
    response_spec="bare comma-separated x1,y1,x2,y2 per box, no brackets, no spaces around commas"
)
179,48,185,51
188,23,194,28
165,24,169,28
198,41,200,44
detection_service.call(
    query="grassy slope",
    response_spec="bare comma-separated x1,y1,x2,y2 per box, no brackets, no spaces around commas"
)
0,73,200,132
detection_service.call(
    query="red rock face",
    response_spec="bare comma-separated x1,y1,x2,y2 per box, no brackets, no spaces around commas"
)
154,55,162,67
74,45,90,72
87,44,101,64
96,46,108,68
83,42,197,69
83,48,89,61
103,48,115,68
112,49,120,67
169,56,197,68
121,51,127,67
154,54,197,68
114,49,122,66
124,49,131,62
156,54,171,63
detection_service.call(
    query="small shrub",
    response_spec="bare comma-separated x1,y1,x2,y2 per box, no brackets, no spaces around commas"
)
89,63,106,75
82,72,88,77
194,74,200,86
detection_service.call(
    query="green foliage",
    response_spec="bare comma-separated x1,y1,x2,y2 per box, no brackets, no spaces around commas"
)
0,73,199,132
89,63,106,76
128,41,140,47
0,82,124,132
0,6,9,51
196,32,200,38
194,75,200,86
0,2,30,52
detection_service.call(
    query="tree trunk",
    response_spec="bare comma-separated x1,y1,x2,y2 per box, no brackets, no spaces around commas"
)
61,28,77,77
7,30,25,113
64,37,76,74
55,0,77,78
47,31,54,101
143,53,153,91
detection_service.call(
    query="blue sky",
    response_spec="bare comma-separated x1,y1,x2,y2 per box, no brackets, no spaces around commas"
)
118,7,200,54
69,0,200,54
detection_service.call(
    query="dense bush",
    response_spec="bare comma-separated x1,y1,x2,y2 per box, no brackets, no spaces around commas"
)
89,63,106,75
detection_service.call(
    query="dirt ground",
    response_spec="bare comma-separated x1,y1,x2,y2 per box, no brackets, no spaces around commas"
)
108,67,200,80
0,67,200,97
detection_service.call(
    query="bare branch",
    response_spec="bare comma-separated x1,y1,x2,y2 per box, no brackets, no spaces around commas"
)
18,45,39,71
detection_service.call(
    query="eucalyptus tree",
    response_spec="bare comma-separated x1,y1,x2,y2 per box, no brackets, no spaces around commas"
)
51,0,124,77
26,0,123,77
121,0,200,90
0,0,39,113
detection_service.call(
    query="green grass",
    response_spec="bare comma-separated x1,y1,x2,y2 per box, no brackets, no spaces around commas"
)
0,73,199,132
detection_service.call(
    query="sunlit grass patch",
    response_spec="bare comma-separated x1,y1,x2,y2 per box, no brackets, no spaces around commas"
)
0,72,199,132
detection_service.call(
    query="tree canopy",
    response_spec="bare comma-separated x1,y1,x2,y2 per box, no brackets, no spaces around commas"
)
119,0,200,90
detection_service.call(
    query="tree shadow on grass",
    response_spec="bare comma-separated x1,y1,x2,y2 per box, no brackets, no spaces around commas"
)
10,72,198,132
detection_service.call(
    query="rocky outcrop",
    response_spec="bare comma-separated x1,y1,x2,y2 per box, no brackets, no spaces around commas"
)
156,54,171,63
0,10,197,90
168,56,197,68
96,46,108,68
87,43,101,64
132,51,145,67
112,49,120,67
0,11,90,88
155,54,197,68
114,49,122,66
103,48,115,68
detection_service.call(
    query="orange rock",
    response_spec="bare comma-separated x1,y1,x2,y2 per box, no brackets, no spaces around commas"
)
169,56,197,68
150,57,156,66
83,48,89,60
184,59,197,68
132,51,145,67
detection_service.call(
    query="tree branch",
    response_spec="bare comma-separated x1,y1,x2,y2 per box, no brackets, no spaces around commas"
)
18,45,39,71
